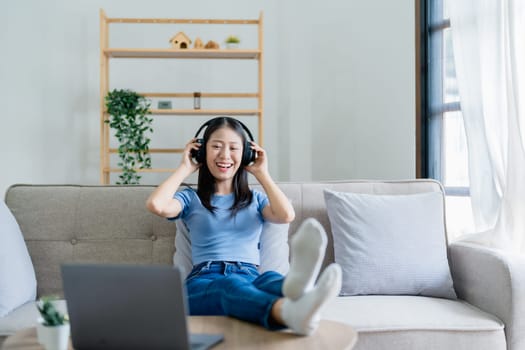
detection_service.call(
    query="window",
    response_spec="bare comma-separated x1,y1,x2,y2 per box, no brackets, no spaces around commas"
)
422,0,474,238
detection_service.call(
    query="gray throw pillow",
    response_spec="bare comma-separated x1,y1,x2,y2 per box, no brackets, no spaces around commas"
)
324,189,456,299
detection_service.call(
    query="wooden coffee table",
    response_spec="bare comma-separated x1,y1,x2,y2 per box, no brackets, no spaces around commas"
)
2,316,357,350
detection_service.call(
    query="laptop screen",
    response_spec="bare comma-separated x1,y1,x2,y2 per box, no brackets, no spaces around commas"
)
61,264,222,350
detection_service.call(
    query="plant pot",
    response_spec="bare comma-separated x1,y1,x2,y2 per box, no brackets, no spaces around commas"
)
36,318,70,350
225,42,239,49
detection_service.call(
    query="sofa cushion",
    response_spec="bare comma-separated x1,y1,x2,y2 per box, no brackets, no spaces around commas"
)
174,219,289,277
324,190,456,299
0,201,37,317
323,295,503,331
323,296,505,350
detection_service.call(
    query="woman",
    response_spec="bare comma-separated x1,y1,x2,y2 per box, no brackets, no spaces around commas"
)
146,116,341,335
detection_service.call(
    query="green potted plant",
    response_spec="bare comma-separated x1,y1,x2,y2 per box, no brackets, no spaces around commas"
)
36,297,70,350
105,89,153,184
225,35,240,49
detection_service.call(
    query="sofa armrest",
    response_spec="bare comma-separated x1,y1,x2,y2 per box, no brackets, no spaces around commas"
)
449,241,525,350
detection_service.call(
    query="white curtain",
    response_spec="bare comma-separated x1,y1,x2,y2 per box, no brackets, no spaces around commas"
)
449,0,525,253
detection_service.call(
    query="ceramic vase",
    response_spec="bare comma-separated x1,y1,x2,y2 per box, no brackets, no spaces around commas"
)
226,42,239,49
36,318,70,350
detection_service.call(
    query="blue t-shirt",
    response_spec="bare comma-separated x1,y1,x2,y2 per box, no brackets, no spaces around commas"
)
173,188,269,266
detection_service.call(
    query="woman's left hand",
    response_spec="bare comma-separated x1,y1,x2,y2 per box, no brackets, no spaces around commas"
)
244,141,268,177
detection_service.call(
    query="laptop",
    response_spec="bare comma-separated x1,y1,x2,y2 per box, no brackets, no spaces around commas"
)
61,264,223,350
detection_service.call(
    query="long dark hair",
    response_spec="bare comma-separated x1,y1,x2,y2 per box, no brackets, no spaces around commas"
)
197,117,253,217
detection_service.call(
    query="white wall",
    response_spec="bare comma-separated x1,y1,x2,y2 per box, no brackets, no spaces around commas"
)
0,0,415,196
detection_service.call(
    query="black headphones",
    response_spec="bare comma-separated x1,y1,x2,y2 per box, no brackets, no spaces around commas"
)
190,116,256,166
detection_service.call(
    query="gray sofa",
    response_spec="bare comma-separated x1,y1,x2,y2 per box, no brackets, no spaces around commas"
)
1,181,524,350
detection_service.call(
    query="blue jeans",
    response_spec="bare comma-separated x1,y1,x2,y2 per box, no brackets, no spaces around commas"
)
185,261,285,329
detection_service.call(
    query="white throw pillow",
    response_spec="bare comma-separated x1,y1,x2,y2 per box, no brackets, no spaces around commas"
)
258,221,290,274
0,201,37,316
324,189,456,299
174,220,289,277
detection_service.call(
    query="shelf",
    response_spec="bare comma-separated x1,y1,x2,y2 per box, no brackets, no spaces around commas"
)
140,92,259,98
104,48,260,59
103,109,260,116
149,109,260,115
106,18,259,25
109,148,184,154
106,168,177,173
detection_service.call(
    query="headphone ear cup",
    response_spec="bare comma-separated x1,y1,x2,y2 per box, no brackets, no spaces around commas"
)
242,141,255,166
191,139,205,163
196,147,205,164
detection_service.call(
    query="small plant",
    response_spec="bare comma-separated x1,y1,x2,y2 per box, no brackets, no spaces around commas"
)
36,297,68,326
225,35,240,44
105,89,153,184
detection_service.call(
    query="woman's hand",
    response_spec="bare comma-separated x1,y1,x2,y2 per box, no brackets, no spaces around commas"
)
245,141,269,177
179,138,202,174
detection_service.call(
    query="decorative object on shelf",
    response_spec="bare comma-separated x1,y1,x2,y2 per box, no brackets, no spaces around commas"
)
36,297,69,350
194,37,204,49
105,89,153,185
204,40,220,49
169,32,192,49
193,92,201,110
158,100,172,109
225,35,240,49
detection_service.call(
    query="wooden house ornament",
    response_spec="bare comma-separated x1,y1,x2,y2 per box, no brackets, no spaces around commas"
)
170,32,192,49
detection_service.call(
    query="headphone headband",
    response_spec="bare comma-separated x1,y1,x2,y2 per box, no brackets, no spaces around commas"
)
193,116,255,142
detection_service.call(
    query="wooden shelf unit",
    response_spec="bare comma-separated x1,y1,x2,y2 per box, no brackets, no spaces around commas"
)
99,9,264,184
104,48,261,59
147,109,261,115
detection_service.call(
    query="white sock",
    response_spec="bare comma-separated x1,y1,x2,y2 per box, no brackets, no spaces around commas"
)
283,218,328,300
281,263,342,336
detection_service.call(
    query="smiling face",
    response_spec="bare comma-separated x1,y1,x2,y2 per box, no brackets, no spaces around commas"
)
205,126,244,191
